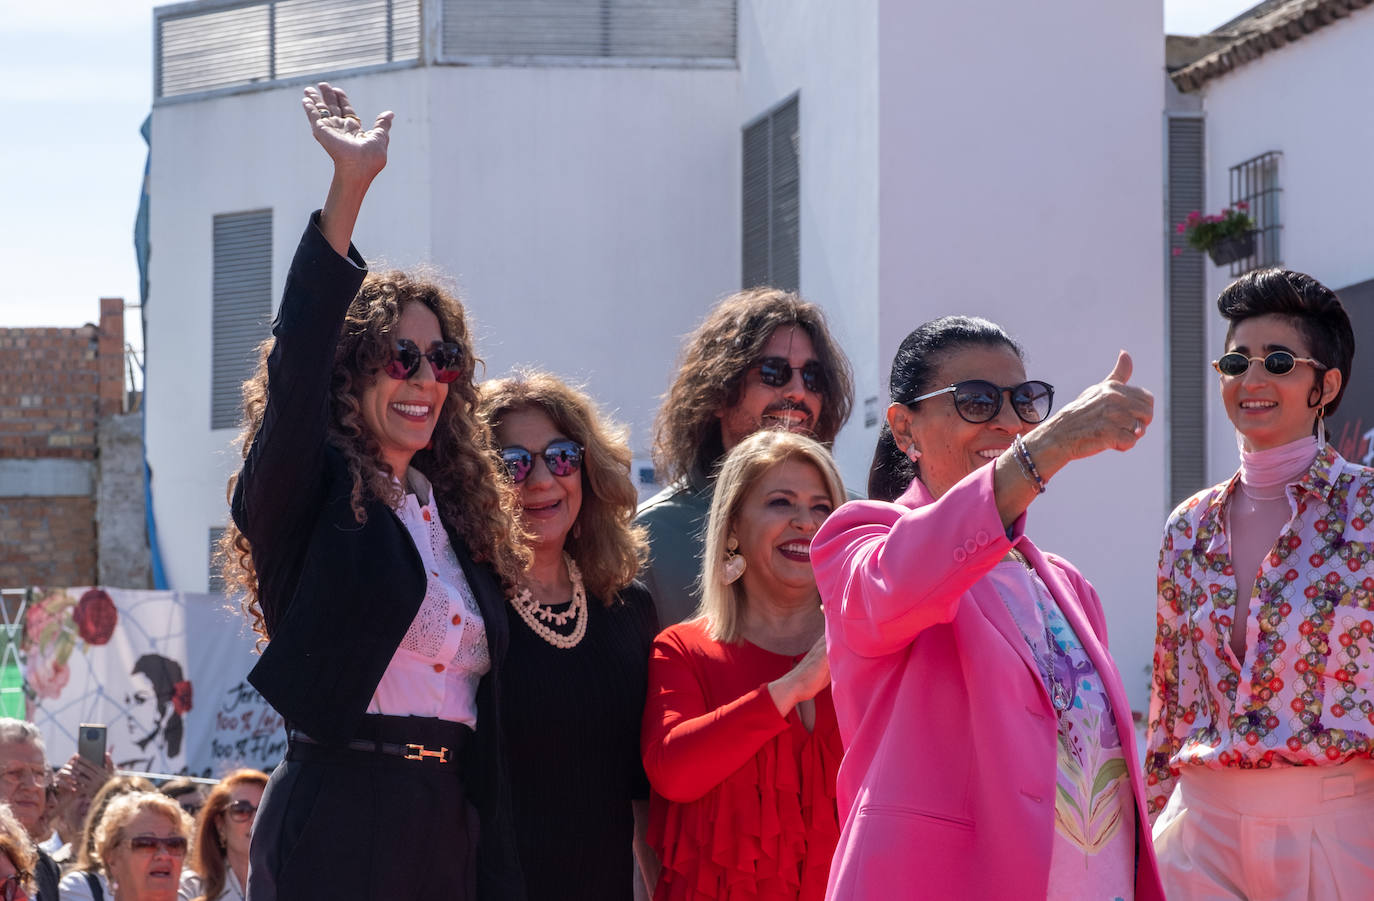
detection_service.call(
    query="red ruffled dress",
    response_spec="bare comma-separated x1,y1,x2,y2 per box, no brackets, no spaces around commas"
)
641,619,842,901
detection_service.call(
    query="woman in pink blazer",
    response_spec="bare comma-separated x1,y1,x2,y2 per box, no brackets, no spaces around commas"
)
811,317,1165,901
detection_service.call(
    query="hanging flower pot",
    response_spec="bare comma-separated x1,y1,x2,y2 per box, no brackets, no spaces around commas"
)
1206,230,1257,266
1175,202,1257,267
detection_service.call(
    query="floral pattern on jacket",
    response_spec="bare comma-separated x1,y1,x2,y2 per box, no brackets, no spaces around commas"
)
1146,444,1374,818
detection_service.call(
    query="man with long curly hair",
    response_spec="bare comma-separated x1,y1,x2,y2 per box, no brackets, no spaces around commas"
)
637,289,854,625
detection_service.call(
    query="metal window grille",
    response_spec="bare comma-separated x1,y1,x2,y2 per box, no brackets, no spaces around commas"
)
208,528,227,593
155,0,422,100
1227,151,1282,276
211,211,273,431
741,95,800,293
440,0,736,62
1166,116,1208,505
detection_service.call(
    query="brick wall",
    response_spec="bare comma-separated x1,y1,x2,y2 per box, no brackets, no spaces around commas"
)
0,497,97,587
0,298,133,588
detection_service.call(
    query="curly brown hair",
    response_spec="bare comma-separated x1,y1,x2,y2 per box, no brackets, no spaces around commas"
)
652,287,854,484
220,269,531,640
479,371,648,604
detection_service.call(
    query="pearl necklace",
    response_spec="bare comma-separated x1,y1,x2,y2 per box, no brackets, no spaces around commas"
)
507,553,588,649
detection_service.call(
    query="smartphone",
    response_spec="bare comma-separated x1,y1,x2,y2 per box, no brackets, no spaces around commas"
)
77,724,107,767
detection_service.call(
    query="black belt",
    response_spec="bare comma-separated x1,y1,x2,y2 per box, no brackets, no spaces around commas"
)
288,717,470,767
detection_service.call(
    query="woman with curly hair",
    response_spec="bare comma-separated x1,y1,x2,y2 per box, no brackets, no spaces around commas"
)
220,82,529,900
478,372,660,898
178,769,266,901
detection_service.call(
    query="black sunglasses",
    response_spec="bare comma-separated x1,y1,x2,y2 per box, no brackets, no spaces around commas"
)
383,338,464,384
1212,350,1327,378
907,379,1055,424
226,799,259,822
127,834,188,855
501,439,584,483
757,357,825,394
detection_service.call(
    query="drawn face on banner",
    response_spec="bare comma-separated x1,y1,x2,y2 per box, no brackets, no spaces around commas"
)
120,653,190,764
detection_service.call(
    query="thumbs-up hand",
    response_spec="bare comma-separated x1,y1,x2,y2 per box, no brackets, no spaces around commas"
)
1033,350,1155,461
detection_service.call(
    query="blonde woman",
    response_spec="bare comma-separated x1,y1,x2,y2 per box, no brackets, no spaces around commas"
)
641,430,844,901
92,793,192,901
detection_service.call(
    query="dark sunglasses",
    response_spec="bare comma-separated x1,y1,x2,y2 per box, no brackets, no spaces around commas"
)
907,379,1055,424
383,338,464,384
226,800,259,822
501,439,584,483
757,357,825,394
127,834,188,856
1212,350,1327,378
0,873,23,901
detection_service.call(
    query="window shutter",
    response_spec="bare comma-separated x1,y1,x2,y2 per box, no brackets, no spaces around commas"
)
741,95,800,293
208,527,227,593
157,0,421,99
1167,116,1207,505
211,211,273,431
440,0,736,60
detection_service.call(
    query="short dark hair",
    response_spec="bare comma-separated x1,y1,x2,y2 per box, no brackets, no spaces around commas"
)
869,316,1022,502
1217,268,1355,418
652,288,854,483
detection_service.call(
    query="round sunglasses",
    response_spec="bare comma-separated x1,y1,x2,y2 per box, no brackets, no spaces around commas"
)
906,379,1055,424
757,357,825,394
383,338,464,384
1212,350,1327,378
500,439,584,483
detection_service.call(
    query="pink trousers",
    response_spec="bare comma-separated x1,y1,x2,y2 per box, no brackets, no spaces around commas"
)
1152,760,1374,900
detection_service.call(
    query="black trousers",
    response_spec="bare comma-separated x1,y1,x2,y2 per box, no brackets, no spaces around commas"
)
247,715,477,900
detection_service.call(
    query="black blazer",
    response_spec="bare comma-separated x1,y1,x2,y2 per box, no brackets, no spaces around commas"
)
231,214,523,899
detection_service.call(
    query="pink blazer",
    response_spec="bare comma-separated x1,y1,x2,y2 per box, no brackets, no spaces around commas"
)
811,465,1164,901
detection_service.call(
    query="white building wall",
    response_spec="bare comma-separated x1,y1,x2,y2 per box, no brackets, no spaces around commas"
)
876,0,1168,708
737,0,881,493
147,65,739,590
1195,11,1374,487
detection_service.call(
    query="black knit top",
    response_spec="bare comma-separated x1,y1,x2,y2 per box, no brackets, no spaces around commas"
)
501,580,659,901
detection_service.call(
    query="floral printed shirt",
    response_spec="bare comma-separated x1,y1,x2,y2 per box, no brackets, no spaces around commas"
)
1146,445,1374,819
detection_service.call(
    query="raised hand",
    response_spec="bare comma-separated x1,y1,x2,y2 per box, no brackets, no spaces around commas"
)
302,82,394,184
1040,350,1155,460
767,634,831,718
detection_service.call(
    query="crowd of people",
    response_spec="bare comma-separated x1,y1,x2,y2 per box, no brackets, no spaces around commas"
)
14,81,1369,901
0,716,267,901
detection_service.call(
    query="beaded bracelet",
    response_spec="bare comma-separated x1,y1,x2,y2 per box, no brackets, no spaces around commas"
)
1012,434,1047,494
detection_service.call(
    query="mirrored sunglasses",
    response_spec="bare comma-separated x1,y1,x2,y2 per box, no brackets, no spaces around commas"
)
226,799,259,822
757,357,825,393
127,834,188,856
383,338,464,384
1212,350,1327,378
907,379,1055,425
501,439,584,483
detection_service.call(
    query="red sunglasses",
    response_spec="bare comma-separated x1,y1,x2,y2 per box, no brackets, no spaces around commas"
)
383,339,464,384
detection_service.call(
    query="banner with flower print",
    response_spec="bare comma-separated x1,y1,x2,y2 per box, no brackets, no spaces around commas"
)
22,588,285,777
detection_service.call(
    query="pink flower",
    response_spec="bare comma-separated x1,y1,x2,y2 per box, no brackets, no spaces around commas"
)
1172,247,1183,256
27,653,70,700
1186,211,1201,223
1176,222,1186,234
1236,201,1249,210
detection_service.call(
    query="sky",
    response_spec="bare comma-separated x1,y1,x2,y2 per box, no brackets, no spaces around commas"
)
0,0,1263,376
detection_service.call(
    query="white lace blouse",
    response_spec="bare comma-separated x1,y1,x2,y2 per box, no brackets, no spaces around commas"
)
365,469,489,726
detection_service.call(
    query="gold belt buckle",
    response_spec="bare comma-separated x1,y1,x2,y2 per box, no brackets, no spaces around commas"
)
403,743,450,763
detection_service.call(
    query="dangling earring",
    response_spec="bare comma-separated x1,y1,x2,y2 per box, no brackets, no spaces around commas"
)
906,444,922,463
1316,408,1327,447
723,535,747,584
